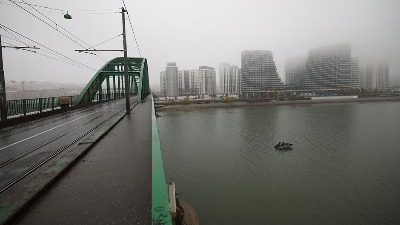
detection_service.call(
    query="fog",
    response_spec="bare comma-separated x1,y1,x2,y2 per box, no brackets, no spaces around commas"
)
1,0,399,87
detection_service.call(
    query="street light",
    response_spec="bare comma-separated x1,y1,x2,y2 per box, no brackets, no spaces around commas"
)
64,11,72,19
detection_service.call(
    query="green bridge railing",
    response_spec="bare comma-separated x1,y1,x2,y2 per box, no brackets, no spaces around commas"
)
1,57,150,121
152,97,173,225
6,96,78,118
3,89,131,119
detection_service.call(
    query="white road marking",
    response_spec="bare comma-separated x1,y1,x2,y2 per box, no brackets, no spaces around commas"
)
0,101,124,152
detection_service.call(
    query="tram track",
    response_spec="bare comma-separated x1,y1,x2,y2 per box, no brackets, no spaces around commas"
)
0,99,124,138
0,104,129,195
0,109,93,138
0,100,127,152
0,115,102,168
0,98,137,195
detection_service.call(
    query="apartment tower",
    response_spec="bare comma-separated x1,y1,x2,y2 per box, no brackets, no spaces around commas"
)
219,63,240,95
241,50,283,97
301,43,352,89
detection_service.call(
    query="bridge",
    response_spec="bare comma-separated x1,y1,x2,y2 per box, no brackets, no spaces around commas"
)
0,58,173,225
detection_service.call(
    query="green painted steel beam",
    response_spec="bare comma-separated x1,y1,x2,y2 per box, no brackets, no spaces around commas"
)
151,97,172,225
106,76,110,100
75,57,149,105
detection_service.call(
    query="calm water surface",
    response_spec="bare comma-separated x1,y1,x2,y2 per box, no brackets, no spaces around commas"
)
157,102,400,225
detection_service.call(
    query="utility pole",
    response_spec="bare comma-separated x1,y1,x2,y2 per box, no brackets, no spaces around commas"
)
0,35,39,121
121,7,130,113
75,7,131,114
0,35,7,121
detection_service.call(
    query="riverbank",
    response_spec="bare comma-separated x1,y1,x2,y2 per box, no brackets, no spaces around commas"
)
157,96,400,110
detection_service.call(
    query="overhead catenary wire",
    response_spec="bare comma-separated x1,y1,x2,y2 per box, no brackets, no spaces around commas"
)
1,0,118,13
1,41,37,53
19,0,110,62
4,0,132,59
9,0,108,62
1,37,94,69
0,26,30,46
0,23,97,71
87,34,123,50
18,0,109,61
2,38,96,71
0,0,62,12
2,33,73,59
0,40,37,51
9,0,85,48
32,45,98,70
0,34,27,45
16,44,97,70
32,51,97,70
1,40,17,47
1,29,100,68
121,0,142,57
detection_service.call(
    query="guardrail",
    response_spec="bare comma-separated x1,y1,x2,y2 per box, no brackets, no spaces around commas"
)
0,89,135,121
6,96,78,118
151,97,173,225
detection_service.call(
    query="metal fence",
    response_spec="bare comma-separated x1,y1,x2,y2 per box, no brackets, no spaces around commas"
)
1,89,133,120
6,96,78,118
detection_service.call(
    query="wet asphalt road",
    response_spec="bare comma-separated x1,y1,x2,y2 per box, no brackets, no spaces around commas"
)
0,98,136,195
11,96,152,225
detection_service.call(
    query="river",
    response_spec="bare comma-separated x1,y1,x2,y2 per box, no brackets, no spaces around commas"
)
157,101,400,225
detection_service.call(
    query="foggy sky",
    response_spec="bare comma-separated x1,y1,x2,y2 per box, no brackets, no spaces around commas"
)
1,0,400,88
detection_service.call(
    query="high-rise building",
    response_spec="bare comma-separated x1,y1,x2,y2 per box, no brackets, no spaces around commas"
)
187,66,216,97
165,62,178,97
178,70,190,96
301,43,352,89
351,58,360,89
219,63,240,95
285,57,306,89
360,61,389,90
238,68,242,95
160,71,167,97
377,62,390,89
188,70,197,95
241,50,283,96
198,66,216,96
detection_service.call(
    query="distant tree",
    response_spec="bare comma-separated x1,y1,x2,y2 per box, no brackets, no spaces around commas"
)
182,96,190,104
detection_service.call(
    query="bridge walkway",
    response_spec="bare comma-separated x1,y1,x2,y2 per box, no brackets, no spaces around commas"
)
12,95,152,225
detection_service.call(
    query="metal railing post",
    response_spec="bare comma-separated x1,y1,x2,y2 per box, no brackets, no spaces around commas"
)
39,98,43,113
23,99,26,116
106,77,110,100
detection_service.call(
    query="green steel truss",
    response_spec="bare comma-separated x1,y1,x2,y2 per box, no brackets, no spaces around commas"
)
75,57,149,105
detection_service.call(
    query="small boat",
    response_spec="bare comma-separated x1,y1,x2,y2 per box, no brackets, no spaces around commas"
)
274,142,293,150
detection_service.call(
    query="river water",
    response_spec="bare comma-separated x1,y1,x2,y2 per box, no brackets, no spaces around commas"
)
157,102,400,225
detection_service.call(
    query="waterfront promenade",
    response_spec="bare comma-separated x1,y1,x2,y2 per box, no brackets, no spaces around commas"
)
158,96,400,110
